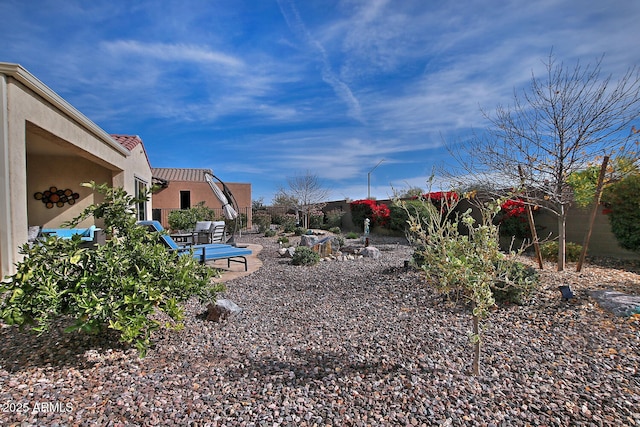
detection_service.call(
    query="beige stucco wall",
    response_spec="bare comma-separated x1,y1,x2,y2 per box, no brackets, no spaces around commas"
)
0,64,152,277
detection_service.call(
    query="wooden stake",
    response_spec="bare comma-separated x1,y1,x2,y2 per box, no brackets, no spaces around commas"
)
518,165,543,269
576,156,609,272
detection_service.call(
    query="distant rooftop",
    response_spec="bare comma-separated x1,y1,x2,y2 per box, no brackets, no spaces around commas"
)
152,168,213,182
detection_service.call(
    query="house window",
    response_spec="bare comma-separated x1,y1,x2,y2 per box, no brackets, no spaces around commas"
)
180,191,191,210
135,178,147,221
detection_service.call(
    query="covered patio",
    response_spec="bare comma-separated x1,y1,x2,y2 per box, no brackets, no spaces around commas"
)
0,63,152,277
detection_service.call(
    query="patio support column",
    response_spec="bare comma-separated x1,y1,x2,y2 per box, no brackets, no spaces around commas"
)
0,74,14,278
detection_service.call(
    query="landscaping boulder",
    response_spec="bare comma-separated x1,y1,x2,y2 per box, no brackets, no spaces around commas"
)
206,299,243,322
300,234,319,247
278,247,296,258
360,246,381,259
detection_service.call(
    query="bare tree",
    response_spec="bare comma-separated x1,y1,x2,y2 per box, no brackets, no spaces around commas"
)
274,171,329,229
450,54,640,271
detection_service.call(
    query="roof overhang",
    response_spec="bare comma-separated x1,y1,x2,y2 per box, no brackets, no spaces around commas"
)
0,62,130,156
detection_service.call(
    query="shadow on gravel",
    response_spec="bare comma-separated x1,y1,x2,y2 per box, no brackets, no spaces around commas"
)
222,347,413,386
0,318,129,372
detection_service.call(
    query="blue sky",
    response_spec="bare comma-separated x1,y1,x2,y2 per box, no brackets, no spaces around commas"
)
1,0,640,202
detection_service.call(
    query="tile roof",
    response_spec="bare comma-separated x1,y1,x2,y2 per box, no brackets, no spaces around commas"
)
151,168,214,182
111,134,152,169
111,134,142,151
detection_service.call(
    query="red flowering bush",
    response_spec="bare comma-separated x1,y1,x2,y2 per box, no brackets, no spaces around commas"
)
350,199,391,229
422,191,459,203
497,198,533,238
412,191,459,213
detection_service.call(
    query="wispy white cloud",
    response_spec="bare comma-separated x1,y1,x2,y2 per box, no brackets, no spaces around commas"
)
277,0,363,122
102,40,244,69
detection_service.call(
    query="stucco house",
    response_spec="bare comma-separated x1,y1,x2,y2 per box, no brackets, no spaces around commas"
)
0,63,152,278
151,167,252,230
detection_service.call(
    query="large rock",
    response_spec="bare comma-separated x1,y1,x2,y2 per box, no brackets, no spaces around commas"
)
206,299,243,322
300,234,319,247
360,246,381,259
278,247,296,258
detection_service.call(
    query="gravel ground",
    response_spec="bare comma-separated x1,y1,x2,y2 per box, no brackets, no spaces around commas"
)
1,233,639,426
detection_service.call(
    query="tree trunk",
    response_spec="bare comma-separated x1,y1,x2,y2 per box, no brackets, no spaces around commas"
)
557,205,566,272
472,314,480,376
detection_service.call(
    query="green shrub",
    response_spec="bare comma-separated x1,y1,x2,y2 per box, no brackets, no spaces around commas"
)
264,229,277,237
0,182,223,356
389,199,432,232
540,241,582,262
168,201,217,231
277,236,290,246
491,260,539,305
325,209,345,229
346,231,359,239
294,227,307,236
309,212,324,229
291,246,321,266
253,212,272,233
601,174,640,252
329,226,341,234
272,213,297,232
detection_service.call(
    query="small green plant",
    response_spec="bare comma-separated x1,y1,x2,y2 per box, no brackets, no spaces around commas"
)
0,182,223,356
294,227,307,236
264,229,277,237
277,236,290,246
346,231,359,239
491,260,539,305
291,246,321,266
329,226,341,234
540,241,582,262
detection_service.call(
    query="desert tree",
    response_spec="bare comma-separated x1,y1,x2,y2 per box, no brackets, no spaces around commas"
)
274,170,329,229
450,53,640,270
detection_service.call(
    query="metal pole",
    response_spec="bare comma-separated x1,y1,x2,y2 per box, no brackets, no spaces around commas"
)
367,159,384,199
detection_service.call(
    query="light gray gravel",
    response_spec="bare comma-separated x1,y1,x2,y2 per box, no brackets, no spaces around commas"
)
1,233,639,426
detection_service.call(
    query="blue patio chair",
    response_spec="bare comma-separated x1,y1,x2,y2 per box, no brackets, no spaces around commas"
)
137,221,252,270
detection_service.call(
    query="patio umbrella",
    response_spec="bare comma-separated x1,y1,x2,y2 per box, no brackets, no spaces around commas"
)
205,173,238,220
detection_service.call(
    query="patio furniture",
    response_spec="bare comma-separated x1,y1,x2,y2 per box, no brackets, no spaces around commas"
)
40,225,106,247
137,221,251,270
192,221,227,244
170,232,194,246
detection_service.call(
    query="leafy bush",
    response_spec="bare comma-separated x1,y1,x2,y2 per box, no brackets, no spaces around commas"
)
272,213,297,231
277,236,290,246
308,210,325,229
168,202,217,231
253,212,272,233
264,229,277,237
389,199,432,232
496,198,535,239
291,246,320,266
346,231,359,239
0,182,223,356
329,226,341,234
400,193,529,375
294,227,307,236
325,210,345,229
491,260,539,305
601,174,640,252
540,241,582,262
